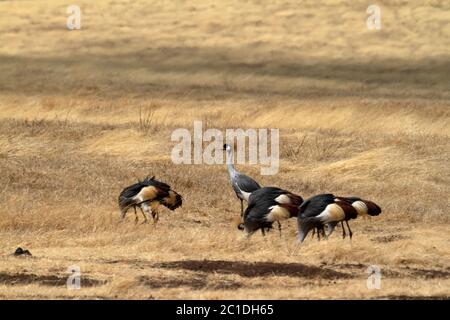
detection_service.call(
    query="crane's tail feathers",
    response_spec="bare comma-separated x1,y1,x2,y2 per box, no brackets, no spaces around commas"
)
297,217,320,243
118,196,135,214
326,222,337,237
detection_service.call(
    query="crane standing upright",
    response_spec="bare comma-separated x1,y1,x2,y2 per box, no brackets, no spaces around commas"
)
223,144,261,218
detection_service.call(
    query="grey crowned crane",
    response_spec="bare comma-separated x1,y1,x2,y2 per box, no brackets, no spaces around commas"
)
118,176,182,224
328,196,382,238
297,194,381,243
241,187,303,238
223,144,261,218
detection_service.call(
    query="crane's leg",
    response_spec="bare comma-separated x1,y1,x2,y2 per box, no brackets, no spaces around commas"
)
345,221,353,239
277,221,282,237
133,206,138,224
240,199,244,218
341,221,346,239
139,208,148,223
317,227,326,241
322,227,328,240
151,210,159,224
261,228,266,237
318,227,325,241
139,204,149,224
322,226,328,240
311,228,316,239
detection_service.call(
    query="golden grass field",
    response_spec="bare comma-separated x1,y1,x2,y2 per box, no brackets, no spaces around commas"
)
0,0,449,299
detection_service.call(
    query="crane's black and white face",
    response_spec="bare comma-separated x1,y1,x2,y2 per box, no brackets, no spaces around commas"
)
223,144,231,151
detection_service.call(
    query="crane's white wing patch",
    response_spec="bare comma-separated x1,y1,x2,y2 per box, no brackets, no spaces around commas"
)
275,194,290,204
317,204,345,223
133,186,158,202
266,205,290,221
352,201,369,216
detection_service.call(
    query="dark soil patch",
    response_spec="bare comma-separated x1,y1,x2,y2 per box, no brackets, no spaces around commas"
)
380,295,449,300
138,275,242,290
402,267,450,279
326,263,450,279
371,234,409,243
324,262,366,269
155,260,352,280
0,272,106,287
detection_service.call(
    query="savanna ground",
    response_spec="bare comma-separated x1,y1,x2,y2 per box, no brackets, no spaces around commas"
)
0,0,449,299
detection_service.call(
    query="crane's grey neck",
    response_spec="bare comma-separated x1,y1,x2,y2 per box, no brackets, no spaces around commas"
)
226,148,238,177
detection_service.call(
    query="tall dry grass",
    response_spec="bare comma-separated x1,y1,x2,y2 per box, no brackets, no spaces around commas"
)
0,0,449,299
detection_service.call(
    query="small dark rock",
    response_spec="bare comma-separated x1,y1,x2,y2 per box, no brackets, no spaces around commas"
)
14,247,32,256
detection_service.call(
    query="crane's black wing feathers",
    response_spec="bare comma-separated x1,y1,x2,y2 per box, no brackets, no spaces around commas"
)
244,187,302,233
119,177,173,210
142,176,171,195
119,182,145,200
337,196,361,203
235,173,261,193
246,187,301,218
299,194,336,218
248,187,284,205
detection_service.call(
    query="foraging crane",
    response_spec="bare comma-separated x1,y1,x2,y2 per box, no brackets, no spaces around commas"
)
297,194,381,243
241,187,303,238
118,176,182,224
223,144,261,218
329,196,382,238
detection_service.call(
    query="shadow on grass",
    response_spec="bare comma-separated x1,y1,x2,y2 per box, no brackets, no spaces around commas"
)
1,46,449,100
155,259,353,279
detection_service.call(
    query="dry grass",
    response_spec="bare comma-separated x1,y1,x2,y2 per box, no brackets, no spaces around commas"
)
0,0,449,299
